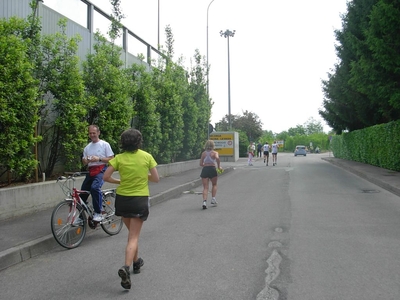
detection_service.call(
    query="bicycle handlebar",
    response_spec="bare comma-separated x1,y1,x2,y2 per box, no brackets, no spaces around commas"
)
57,171,89,183
64,171,89,176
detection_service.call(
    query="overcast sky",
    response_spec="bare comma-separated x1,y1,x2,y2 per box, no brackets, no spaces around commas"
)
47,0,349,133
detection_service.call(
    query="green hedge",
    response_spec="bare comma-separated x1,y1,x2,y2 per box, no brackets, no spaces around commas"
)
330,120,400,171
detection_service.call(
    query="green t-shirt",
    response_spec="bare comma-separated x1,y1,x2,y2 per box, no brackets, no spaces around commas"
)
108,150,157,196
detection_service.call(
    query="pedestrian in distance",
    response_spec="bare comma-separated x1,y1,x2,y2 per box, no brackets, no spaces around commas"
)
103,129,159,290
271,141,278,166
199,140,222,209
81,125,114,222
263,141,270,166
257,142,262,158
248,142,255,166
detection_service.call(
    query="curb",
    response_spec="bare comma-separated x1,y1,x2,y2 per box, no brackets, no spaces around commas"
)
0,235,58,271
0,166,234,271
322,158,400,197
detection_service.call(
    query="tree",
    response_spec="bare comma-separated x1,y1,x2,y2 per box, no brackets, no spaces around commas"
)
362,0,400,113
186,49,209,159
259,130,275,144
319,0,400,132
37,19,87,176
152,25,184,163
320,0,375,132
346,0,398,124
216,110,263,142
234,110,263,142
215,114,239,131
83,31,133,153
0,17,40,180
127,63,161,156
108,0,124,41
287,125,306,136
320,63,367,133
303,117,324,135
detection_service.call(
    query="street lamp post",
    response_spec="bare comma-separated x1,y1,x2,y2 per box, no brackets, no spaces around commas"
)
220,29,235,130
207,0,215,96
206,0,215,140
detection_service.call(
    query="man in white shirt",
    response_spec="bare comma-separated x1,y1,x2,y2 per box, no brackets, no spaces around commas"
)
263,142,270,166
271,141,278,166
81,125,114,221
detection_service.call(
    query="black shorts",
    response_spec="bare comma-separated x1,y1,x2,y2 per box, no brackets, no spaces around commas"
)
263,151,269,156
200,166,217,179
115,195,149,221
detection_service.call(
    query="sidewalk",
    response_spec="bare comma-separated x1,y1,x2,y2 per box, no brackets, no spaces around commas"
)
321,156,400,197
1,156,399,271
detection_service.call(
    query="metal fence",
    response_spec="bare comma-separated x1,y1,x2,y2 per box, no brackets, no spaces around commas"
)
0,0,164,69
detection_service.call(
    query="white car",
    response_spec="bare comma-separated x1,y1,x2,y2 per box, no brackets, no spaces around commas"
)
294,145,307,156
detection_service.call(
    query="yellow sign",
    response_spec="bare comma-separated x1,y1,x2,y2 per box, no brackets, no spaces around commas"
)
210,133,234,156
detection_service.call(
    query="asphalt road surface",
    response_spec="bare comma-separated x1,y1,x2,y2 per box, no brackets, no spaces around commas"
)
1,153,399,300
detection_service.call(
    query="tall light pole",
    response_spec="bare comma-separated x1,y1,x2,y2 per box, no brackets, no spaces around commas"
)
207,0,215,96
206,0,215,139
158,0,160,49
220,29,235,130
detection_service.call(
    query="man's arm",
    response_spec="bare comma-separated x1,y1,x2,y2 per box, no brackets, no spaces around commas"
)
98,155,114,163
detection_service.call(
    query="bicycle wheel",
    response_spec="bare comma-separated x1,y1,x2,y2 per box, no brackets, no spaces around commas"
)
51,200,87,249
101,191,123,235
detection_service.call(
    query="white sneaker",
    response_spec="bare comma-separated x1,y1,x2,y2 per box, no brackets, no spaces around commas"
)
93,213,103,222
211,198,218,206
202,201,207,210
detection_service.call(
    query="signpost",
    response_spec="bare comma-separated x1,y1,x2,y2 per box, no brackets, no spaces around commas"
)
210,133,234,155
210,132,238,161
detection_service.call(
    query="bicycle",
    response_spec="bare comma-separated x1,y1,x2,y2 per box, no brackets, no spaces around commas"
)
50,171,123,249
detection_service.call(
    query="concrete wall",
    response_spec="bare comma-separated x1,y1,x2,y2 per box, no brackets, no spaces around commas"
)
0,160,199,221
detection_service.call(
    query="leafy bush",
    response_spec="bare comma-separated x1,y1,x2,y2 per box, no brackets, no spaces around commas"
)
331,120,400,171
0,17,40,180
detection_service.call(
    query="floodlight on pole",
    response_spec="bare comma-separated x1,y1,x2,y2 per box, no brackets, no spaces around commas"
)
220,29,235,130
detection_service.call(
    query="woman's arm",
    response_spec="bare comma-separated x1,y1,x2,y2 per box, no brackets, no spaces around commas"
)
214,151,222,170
199,152,205,167
148,167,160,183
103,165,120,184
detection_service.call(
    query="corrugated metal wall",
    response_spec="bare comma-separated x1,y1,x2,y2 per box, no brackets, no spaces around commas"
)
1,0,32,19
41,4,92,61
0,0,158,69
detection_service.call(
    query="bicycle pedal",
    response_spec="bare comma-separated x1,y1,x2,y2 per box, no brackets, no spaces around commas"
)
88,218,97,229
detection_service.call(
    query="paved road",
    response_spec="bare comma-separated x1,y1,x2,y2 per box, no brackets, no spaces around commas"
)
1,153,400,300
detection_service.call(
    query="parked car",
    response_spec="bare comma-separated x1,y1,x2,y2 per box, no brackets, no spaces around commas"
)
294,145,307,156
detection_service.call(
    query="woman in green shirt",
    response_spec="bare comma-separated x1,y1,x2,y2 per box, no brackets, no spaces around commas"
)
104,129,159,290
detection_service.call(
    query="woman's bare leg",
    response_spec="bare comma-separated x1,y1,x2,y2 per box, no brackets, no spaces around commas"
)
210,176,218,198
202,177,209,201
122,217,144,266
